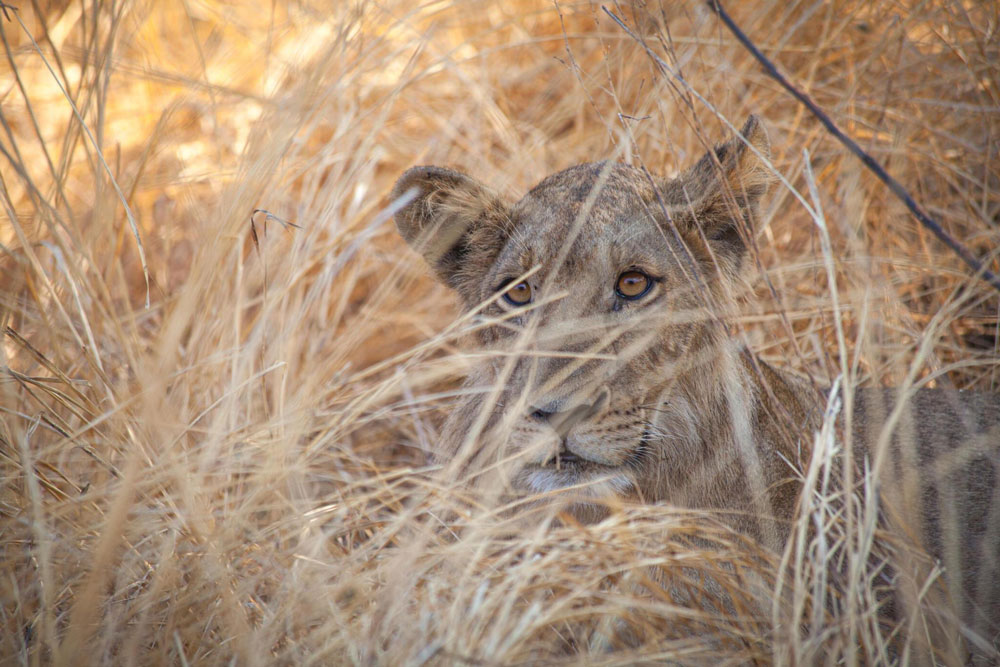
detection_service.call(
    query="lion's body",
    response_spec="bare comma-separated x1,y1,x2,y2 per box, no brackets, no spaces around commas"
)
392,116,1000,655
851,386,1000,645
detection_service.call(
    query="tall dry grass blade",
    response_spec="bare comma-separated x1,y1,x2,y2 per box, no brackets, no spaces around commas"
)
7,5,150,307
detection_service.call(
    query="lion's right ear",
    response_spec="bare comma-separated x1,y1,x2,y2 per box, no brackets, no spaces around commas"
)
667,115,774,282
391,166,512,302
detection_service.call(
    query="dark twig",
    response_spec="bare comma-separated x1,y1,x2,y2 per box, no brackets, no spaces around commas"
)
249,208,301,251
704,0,1000,292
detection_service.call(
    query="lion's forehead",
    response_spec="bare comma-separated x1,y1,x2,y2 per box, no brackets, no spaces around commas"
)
518,161,655,223
527,160,652,198
502,165,673,276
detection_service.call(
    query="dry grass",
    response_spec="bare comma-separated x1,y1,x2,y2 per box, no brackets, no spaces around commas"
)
1,0,998,664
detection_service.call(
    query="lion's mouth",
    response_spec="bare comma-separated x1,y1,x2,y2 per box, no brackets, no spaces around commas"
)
540,449,584,468
531,447,622,473
517,465,634,498
516,446,635,498
512,425,651,497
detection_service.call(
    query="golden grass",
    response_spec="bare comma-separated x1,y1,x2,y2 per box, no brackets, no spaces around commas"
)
1,0,998,663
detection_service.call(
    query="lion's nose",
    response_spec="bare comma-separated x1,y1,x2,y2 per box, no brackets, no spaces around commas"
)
529,386,611,435
533,405,587,437
530,406,577,432
530,408,554,422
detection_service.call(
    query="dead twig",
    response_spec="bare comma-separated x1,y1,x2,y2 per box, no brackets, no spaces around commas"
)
249,208,301,252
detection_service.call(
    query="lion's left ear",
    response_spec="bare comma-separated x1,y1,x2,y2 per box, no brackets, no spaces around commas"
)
672,115,774,276
391,166,513,306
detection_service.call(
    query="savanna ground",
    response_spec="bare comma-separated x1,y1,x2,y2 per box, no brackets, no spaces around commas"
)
1,0,998,664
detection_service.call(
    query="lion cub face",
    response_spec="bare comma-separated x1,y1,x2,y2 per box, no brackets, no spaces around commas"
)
393,116,772,505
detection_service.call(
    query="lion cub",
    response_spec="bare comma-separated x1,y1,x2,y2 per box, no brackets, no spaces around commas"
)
391,116,999,653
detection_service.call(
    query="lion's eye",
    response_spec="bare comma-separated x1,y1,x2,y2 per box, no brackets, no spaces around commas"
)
502,281,533,306
615,271,652,300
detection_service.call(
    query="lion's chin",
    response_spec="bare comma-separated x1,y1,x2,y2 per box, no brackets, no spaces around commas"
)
515,463,635,499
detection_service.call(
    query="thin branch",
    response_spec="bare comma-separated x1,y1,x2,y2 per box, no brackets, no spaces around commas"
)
704,0,1000,292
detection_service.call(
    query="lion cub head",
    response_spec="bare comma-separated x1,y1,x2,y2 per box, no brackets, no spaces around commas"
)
393,116,773,514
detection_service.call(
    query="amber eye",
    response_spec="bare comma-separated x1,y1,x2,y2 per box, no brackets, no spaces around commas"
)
615,271,652,300
502,281,533,306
